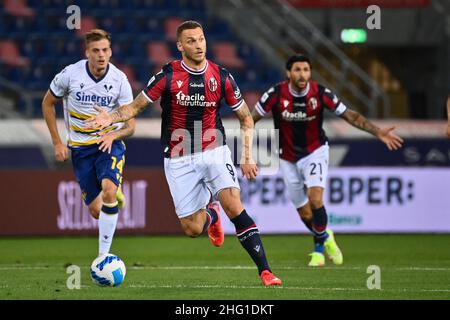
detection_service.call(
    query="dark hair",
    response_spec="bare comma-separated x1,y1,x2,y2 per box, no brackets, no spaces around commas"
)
85,29,111,46
286,54,311,71
176,20,203,40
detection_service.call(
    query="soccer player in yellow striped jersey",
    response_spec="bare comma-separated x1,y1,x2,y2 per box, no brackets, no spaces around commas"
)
42,29,135,256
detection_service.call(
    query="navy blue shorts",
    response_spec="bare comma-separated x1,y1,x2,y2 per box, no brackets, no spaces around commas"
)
71,140,126,205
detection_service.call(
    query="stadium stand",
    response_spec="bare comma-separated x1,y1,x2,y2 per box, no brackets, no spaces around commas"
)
0,0,282,118
146,41,174,66
212,41,245,70
164,16,185,41
76,16,97,37
0,40,30,67
4,0,35,18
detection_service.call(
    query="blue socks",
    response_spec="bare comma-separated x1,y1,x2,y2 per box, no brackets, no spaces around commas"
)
202,207,218,232
312,206,329,253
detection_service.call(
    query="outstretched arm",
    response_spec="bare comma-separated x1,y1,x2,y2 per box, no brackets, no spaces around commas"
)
235,102,258,180
340,108,404,151
86,93,149,129
42,90,69,161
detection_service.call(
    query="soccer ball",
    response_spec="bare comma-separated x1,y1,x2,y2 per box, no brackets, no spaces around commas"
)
90,253,126,287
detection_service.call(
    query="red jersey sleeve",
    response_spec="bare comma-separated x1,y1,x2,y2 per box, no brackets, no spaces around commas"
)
142,69,166,103
255,86,277,117
224,72,244,111
321,86,347,116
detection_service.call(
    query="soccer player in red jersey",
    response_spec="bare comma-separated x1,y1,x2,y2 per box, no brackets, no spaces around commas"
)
252,54,404,266
87,21,281,286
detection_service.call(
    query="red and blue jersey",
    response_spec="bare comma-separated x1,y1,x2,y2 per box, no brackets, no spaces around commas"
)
142,60,243,157
255,80,347,162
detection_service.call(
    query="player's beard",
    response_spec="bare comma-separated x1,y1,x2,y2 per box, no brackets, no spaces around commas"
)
297,77,308,88
291,78,308,92
185,51,205,66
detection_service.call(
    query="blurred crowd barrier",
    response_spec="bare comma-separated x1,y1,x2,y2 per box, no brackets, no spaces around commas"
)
1,119,449,235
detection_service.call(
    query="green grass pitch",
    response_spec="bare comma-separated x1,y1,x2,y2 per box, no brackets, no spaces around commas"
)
0,234,449,300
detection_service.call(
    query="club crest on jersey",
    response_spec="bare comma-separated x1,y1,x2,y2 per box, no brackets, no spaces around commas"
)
208,77,217,92
308,97,318,110
176,80,183,88
283,100,289,108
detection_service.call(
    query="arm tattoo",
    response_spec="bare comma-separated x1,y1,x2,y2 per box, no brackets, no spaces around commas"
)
111,105,137,123
236,104,253,129
344,109,380,137
235,103,255,162
110,94,149,124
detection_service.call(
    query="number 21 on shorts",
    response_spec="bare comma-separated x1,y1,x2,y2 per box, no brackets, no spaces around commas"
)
308,159,327,184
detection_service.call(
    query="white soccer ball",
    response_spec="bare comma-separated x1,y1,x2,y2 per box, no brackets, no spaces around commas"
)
90,253,126,287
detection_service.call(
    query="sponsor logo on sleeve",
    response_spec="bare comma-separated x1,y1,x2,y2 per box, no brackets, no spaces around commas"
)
234,87,242,100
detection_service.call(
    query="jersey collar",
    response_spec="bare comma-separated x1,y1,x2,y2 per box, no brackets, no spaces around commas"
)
289,82,309,97
181,60,208,75
85,61,110,83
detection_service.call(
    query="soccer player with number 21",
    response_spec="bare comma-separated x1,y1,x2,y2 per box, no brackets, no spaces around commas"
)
252,54,404,267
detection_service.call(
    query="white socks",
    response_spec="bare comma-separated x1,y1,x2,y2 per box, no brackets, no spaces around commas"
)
98,201,119,255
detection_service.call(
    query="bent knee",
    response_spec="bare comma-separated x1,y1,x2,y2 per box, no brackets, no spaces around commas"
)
102,188,118,203
101,180,118,200
309,199,324,209
298,206,312,221
182,225,203,238
180,217,204,238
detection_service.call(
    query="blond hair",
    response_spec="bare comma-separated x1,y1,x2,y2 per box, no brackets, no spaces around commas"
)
85,29,111,46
